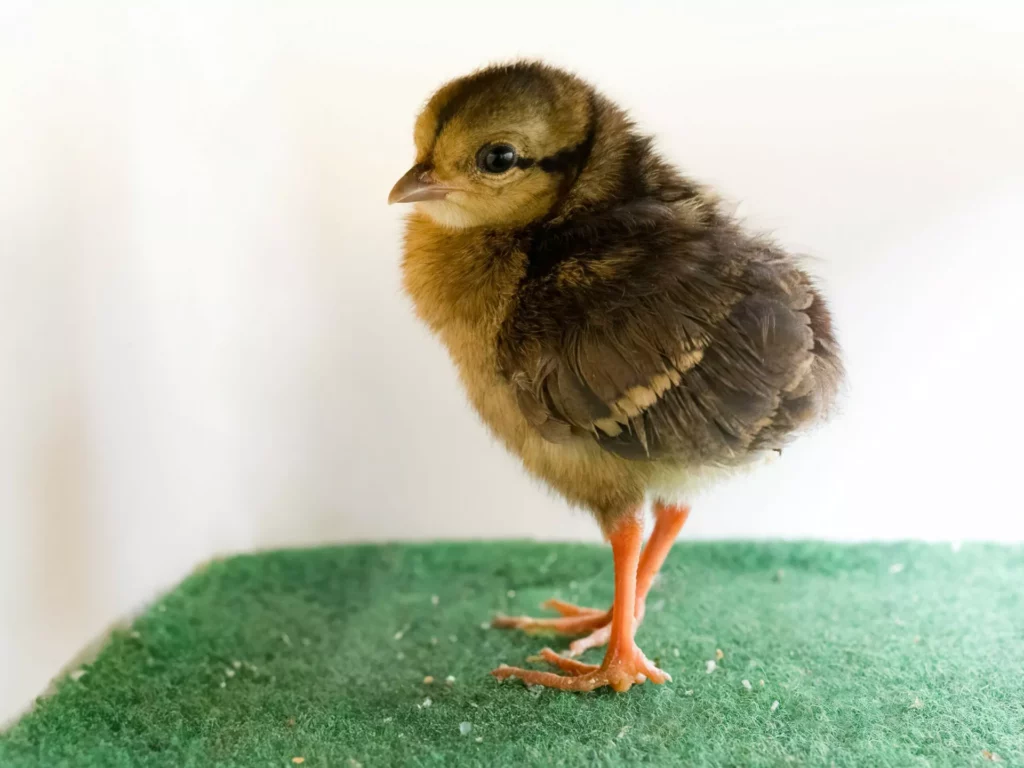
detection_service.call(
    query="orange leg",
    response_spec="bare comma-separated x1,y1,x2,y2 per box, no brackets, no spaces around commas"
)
567,502,690,656
491,511,670,692
493,502,691,657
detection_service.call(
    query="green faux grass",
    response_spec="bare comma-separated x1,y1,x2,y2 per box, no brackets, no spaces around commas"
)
2,542,1022,767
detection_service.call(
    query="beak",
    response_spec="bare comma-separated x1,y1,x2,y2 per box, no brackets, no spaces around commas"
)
388,164,453,205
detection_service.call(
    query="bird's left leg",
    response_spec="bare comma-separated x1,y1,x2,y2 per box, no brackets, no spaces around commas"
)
491,510,670,692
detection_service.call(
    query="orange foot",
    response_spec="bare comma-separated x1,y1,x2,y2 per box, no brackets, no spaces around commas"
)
492,645,670,693
491,598,611,639
492,598,626,657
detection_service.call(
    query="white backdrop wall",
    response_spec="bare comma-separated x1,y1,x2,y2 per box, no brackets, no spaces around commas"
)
2,0,1022,725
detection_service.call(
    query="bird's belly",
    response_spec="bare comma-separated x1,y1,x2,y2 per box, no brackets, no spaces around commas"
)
645,451,778,506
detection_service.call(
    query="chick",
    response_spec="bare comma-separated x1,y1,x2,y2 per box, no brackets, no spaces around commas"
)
389,61,842,692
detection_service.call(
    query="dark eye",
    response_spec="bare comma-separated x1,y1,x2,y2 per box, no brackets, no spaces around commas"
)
477,144,518,174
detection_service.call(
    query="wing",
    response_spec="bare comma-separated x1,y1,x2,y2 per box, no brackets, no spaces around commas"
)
499,209,842,463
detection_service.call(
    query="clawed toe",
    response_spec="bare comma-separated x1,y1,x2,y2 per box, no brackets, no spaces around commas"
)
492,642,669,693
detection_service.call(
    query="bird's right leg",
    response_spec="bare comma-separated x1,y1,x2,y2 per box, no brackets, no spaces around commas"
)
492,502,690,654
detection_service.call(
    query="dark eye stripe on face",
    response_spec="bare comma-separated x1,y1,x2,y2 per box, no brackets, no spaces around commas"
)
514,123,597,175
516,94,598,176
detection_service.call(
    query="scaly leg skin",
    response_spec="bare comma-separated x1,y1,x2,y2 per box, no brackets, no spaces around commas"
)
491,512,671,692
493,502,690,657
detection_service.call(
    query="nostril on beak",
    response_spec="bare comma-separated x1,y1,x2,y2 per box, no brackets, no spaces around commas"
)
388,164,452,205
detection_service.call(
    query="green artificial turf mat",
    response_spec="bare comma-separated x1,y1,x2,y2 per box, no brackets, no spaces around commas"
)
2,542,1022,767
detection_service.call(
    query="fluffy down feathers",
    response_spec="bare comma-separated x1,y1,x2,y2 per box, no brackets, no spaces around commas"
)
499,194,841,463
396,60,842,520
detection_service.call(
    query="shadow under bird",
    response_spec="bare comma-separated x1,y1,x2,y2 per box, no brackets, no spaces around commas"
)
389,61,843,692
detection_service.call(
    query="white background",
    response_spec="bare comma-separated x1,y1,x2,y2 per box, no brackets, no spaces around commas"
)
2,0,1022,725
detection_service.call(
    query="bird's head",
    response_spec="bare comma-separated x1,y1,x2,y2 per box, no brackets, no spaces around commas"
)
388,62,599,230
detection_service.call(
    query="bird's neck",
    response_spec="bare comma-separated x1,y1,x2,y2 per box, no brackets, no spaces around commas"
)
401,213,527,337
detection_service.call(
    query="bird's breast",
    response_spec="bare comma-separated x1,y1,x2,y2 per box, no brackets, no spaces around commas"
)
439,319,533,452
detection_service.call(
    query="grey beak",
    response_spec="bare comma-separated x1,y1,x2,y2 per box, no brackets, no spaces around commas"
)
388,165,454,204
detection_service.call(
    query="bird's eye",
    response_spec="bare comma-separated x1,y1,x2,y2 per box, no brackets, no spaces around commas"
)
477,144,518,174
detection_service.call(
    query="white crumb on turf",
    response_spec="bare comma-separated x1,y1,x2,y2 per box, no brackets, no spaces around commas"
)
431,595,439,606
475,736,484,743
480,622,491,630
760,679,765,687
889,563,904,574
281,633,291,646
417,697,432,709
910,697,924,709
232,660,242,669
673,648,680,658
742,679,752,691
617,726,630,739
449,635,458,643
219,681,226,688
459,722,473,736
705,660,717,674
69,669,87,682
383,717,392,723
446,675,456,685
393,630,404,640
771,700,780,712
685,690,693,696
507,590,516,598
225,668,235,677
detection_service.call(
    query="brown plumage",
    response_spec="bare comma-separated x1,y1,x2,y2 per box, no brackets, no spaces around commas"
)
390,61,842,693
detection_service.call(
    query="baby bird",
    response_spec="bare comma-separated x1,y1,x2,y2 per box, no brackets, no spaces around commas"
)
389,61,842,692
